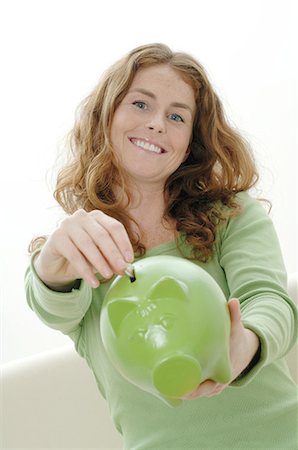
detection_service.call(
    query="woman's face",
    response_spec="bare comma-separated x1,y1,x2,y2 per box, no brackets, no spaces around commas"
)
110,64,196,188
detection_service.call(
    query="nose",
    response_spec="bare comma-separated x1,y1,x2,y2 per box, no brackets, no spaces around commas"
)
146,113,166,134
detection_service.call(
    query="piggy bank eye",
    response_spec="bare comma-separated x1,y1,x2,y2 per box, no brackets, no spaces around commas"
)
129,328,147,342
159,313,176,330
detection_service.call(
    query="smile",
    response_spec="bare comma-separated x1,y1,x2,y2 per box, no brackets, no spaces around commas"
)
129,138,165,154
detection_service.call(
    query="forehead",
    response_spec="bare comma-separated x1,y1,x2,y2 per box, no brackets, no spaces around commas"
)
129,64,196,106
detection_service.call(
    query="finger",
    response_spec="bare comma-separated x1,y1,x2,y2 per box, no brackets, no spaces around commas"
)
67,226,114,279
90,211,134,263
228,298,241,326
182,380,217,399
205,383,227,398
55,234,100,288
193,380,218,397
80,219,131,275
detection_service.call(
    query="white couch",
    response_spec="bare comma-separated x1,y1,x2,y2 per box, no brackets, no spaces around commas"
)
1,274,297,449
1,345,123,449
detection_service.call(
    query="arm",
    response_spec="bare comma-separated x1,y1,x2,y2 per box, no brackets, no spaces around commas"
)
184,192,297,399
25,251,93,344
25,209,134,344
220,192,297,385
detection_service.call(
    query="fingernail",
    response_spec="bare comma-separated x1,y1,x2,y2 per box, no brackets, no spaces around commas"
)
102,268,113,279
90,278,99,288
124,263,135,279
125,251,134,263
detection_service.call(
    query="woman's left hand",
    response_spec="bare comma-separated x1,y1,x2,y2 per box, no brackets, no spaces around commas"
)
183,298,260,400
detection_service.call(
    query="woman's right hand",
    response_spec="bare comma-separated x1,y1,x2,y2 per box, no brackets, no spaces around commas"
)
33,209,134,290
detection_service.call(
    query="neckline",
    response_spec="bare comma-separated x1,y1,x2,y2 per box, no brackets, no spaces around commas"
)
136,233,184,259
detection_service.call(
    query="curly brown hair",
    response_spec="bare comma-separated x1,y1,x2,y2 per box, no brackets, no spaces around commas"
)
32,43,258,260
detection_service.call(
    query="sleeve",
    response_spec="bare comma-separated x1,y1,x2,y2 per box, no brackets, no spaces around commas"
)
24,251,93,349
218,192,297,386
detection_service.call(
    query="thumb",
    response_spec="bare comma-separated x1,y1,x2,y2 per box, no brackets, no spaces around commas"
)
227,298,242,328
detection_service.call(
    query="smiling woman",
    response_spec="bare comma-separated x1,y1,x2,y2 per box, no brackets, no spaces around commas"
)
25,43,297,449
31,44,258,261
110,64,196,186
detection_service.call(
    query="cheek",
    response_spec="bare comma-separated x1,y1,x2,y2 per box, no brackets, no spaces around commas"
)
111,109,137,144
110,114,126,152
185,126,193,145
110,112,120,140
174,131,192,157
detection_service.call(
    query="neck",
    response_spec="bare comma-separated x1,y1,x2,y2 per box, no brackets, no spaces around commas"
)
129,188,167,227
115,178,166,214
115,181,176,243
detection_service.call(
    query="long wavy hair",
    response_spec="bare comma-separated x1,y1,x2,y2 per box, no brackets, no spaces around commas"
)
31,43,258,260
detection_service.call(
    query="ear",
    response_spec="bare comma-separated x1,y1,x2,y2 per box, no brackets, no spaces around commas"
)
147,276,188,302
107,300,136,336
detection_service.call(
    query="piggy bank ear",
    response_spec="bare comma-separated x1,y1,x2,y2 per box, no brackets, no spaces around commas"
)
147,276,188,302
107,300,136,336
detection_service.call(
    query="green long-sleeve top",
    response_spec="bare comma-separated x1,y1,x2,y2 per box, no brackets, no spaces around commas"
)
25,192,298,449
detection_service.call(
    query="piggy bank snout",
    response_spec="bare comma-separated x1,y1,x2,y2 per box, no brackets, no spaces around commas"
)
152,355,202,398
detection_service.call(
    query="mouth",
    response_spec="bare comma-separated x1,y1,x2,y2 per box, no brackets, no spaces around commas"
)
129,138,166,154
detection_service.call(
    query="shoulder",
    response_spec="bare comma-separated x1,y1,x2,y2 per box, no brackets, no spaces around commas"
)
216,190,274,244
234,191,269,210
227,191,270,223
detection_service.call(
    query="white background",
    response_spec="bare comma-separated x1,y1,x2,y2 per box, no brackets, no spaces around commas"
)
1,0,297,363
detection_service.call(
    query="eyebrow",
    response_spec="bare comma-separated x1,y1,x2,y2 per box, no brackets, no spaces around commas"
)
128,88,194,114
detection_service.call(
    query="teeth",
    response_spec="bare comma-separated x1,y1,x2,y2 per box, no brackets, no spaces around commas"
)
134,139,162,154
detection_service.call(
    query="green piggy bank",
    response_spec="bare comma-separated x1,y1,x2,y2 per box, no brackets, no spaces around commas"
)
100,255,231,407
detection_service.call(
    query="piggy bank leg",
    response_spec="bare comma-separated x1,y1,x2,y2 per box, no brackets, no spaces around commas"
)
212,354,232,384
152,355,202,399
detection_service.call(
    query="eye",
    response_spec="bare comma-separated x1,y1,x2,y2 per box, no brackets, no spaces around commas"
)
159,313,176,330
129,328,147,342
132,100,147,110
169,113,184,123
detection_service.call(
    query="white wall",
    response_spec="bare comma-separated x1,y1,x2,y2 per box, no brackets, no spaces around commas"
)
1,0,296,363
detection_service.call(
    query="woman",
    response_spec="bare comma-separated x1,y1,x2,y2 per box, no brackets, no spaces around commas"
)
25,43,297,449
